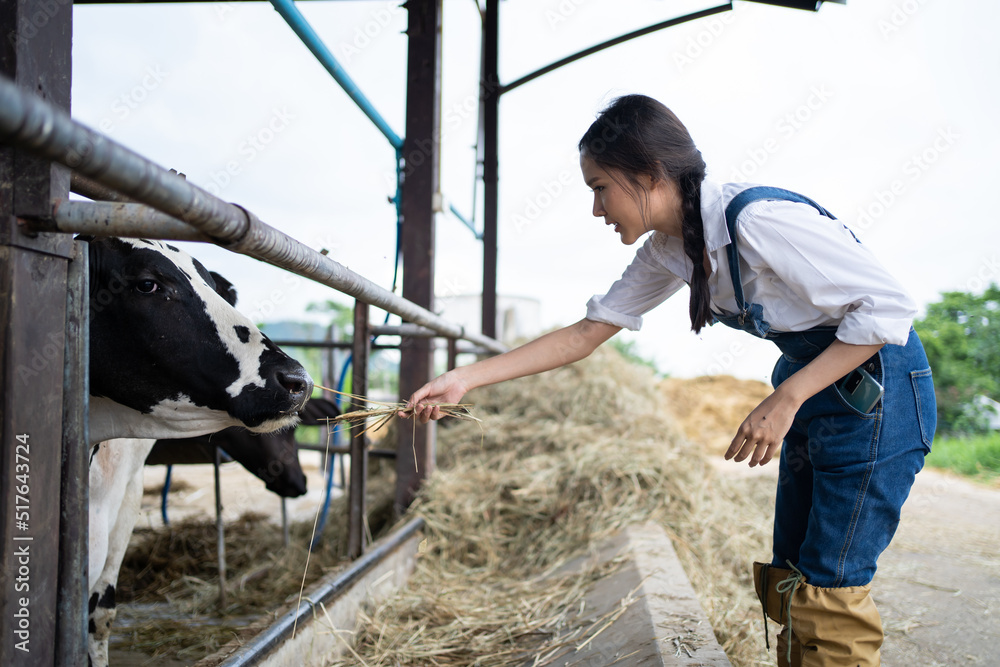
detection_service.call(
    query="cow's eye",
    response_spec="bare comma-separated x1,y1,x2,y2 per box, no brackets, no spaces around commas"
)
135,280,159,294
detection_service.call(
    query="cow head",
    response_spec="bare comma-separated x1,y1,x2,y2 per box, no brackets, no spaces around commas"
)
85,237,312,444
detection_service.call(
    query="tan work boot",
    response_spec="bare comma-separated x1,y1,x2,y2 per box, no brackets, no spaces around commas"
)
753,562,805,667
789,582,883,667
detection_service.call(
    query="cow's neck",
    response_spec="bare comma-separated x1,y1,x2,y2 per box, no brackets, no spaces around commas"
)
88,396,239,445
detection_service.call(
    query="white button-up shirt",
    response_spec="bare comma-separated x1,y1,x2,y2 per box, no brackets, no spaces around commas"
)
586,180,917,346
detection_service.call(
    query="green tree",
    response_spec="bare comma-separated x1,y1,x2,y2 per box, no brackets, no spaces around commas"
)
306,299,354,331
913,284,1000,433
608,337,664,377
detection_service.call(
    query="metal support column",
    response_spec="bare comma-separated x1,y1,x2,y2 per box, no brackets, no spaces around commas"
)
348,300,370,558
56,239,89,667
481,0,499,340
213,446,229,609
0,1,81,664
396,0,442,513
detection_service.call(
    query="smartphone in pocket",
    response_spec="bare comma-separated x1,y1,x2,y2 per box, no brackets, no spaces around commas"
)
836,367,884,414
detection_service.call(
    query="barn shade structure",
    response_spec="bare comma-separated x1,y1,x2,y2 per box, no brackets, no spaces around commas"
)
0,0,839,664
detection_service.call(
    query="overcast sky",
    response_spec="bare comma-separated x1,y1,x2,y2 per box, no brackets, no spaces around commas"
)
70,0,998,382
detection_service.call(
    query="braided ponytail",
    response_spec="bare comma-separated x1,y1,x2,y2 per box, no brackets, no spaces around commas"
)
679,169,711,333
580,95,711,333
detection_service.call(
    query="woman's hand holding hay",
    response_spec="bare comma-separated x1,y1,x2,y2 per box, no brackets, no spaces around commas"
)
400,369,471,424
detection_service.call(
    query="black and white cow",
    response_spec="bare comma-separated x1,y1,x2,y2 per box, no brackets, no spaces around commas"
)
87,236,312,444
84,237,313,667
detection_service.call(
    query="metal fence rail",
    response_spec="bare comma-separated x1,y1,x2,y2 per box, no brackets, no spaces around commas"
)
0,73,506,355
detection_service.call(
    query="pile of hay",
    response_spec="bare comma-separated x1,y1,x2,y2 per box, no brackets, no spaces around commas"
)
332,347,775,666
659,374,774,455
113,464,397,662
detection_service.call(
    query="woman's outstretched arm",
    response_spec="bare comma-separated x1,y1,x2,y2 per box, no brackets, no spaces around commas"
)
400,318,621,423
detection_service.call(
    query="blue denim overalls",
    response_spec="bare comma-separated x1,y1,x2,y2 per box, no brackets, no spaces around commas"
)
714,187,937,588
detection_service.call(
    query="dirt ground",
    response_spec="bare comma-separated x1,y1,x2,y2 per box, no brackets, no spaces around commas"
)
875,467,1000,666
676,376,1000,667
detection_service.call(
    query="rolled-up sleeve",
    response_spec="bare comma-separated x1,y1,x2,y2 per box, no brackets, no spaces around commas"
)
738,201,917,346
586,238,686,331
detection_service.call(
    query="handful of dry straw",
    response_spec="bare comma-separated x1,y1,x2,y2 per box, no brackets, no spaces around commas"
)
314,385,481,438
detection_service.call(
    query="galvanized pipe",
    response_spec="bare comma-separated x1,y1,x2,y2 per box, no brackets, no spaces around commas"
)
0,75,506,355
50,201,213,242
369,323,440,338
70,172,132,203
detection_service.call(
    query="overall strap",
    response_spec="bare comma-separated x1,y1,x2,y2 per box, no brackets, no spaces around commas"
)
723,186,836,321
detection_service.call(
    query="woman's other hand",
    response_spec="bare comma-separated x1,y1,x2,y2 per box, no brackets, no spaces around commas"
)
726,388,800,467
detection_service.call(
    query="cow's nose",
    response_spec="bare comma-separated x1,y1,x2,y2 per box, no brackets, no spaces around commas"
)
276,367,313,398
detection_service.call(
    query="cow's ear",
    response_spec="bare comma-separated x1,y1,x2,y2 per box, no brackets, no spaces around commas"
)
210,271,238,306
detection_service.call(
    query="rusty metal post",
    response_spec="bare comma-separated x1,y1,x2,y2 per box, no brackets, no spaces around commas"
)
214,446,228,609
481,0,499,341
348,300,370,558
0,1,79,664
396,0,441,514
447,337,458,372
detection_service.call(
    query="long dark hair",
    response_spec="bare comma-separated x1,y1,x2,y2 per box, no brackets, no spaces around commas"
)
579,95,711,333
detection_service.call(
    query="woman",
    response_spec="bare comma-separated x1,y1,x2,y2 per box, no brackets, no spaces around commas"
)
401,94,936,667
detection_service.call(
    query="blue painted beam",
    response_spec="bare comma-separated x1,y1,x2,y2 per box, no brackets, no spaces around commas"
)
269,0,404,151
